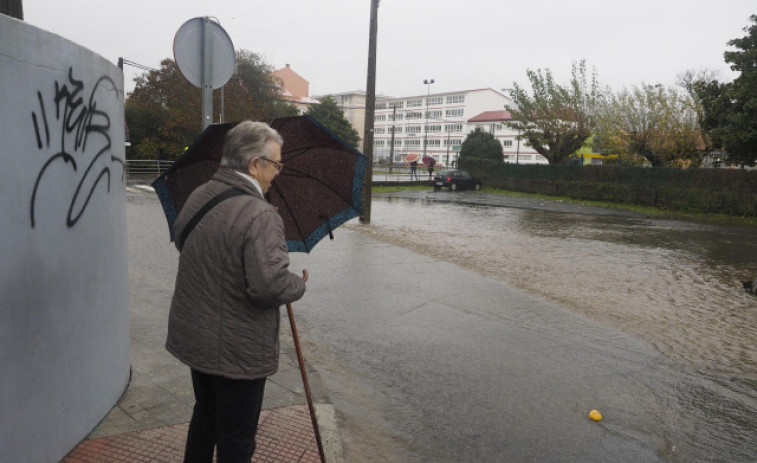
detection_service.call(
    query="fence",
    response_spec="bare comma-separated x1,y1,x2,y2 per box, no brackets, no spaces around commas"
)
459,158,757,217
125,160,442,183
125,160,173,179
372,166,441,182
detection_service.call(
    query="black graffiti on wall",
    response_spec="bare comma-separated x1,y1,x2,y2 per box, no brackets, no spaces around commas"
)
30,67,124,228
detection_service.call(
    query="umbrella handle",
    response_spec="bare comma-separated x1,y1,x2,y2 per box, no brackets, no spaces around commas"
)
318,215,334,240
287,303,327,463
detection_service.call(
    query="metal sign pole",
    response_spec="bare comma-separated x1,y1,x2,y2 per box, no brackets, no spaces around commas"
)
201,18,213,129
175,17,234,130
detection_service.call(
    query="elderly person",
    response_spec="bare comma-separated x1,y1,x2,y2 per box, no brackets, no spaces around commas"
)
166,121,308,463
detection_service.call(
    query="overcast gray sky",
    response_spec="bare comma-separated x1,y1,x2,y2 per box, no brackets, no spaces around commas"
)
23,0,755,98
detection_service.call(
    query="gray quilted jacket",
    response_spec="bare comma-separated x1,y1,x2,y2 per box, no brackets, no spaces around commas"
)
166,168,306,380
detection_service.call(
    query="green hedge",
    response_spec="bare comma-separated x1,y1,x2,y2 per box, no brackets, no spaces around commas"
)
459,158,757,217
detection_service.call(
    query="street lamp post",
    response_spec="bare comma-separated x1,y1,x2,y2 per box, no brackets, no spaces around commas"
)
0,0,23,19
423,78,434,160
515,132,521,164
503,87,521,165
389,104,397,173
446,130,450,166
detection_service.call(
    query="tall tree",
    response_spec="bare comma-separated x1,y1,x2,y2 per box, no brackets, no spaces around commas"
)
459,127,504,162
126,59,197,160
305,96,361,149
126,50,297,160
690,15,757,167
678,69,720,153
595,84,704,167
505,61,602,164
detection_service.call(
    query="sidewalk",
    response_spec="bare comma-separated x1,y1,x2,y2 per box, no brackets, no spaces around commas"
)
61,333,339,463
62,186,342,463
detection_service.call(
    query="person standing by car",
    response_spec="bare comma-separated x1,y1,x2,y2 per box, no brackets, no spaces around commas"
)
166,121,308,463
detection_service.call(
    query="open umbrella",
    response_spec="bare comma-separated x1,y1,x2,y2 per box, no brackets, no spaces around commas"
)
405,153,420,163
153,115,368,252
152,115,367,463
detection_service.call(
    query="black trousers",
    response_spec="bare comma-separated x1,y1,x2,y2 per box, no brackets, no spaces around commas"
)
184,369,267,463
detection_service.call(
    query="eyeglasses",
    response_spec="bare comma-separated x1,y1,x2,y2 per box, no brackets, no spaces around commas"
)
262,158,285,172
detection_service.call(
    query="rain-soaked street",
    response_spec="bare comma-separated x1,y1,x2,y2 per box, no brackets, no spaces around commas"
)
296,190,757,462
128,189,757,462
360,191,757,377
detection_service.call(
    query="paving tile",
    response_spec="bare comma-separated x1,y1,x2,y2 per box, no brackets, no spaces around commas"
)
62,405,321,463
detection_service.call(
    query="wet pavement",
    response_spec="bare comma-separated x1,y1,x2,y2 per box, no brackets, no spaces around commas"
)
73,185,756,462
61,187,342,463
320,189,757,462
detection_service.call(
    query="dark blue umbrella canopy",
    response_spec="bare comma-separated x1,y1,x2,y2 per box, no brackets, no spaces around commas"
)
153,115,368,252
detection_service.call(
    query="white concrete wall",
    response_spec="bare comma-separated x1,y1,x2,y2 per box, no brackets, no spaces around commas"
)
463,88,508,120
0,15,129,462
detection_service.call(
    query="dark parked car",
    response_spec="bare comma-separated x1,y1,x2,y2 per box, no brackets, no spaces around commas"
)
433,169,482,191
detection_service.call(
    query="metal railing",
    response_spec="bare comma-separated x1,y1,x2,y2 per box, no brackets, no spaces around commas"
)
125,159,173,178
125,160,439,183
372,166,438,182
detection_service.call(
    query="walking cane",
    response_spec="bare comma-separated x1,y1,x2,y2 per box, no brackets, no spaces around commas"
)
286,303,327,463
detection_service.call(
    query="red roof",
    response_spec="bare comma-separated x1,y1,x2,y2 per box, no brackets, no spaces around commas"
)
467,110,514,123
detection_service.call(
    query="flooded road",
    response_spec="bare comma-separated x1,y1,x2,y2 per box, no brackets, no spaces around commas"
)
358,192,757,375
335,191,757,462
126,188,756,462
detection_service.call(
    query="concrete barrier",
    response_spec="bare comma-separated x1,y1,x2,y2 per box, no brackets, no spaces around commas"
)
0,14,129,462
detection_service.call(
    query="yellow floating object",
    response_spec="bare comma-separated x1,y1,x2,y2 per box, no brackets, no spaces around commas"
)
589,409,603,421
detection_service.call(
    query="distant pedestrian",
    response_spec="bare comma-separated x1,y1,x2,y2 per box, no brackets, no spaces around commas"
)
166,121,308,463
410,160,419,180
427,159,436,179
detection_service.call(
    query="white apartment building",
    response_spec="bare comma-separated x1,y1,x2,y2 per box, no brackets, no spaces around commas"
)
329,91,368,151
466,110,548,165
372,88,546,167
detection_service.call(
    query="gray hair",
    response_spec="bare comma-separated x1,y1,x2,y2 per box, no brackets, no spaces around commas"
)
219,121,283,171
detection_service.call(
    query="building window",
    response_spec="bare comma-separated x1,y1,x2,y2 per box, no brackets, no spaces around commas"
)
394,140,402,147
444,138,463,147
374,140,385,147
391,126,402,133
424,139,441,147
406,125,422,134
376,102,387,110
407,98,423,108
405,139,421,147
406,112,423,120
389,113,404,121
390,101,404,109
374,128,385,135
374,114,386,121
446,95,465,104
426,110,442,119
503,140,513,147
426,96,443,105
444,124,463,133
425,125,442,133
445,109,464,118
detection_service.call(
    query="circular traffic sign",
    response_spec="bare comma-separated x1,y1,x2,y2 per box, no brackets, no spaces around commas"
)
173,17,235,89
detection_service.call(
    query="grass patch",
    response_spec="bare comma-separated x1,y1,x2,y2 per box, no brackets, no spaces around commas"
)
482,187,757,226
372,184,757,227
